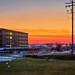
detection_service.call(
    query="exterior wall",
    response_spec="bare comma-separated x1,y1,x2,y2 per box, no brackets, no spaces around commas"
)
0,28,28,48
0,30,2,47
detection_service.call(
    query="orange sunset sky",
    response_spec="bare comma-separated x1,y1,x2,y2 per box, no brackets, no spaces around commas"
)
0,0,75,44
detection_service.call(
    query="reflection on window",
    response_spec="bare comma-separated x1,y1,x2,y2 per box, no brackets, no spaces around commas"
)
19,45,28,47
10,45,12,47
6,45,10,46
6,44,12,47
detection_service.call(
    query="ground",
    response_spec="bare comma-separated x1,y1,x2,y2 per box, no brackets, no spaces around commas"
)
0,58,75,75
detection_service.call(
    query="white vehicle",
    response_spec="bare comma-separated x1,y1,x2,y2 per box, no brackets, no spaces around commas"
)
0,56,15,62
62,51,71,54
10,51,23,59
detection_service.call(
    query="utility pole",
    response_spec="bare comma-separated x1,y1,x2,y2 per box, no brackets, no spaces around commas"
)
65,0,75,57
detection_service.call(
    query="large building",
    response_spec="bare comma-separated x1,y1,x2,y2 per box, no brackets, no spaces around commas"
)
0,28,28,48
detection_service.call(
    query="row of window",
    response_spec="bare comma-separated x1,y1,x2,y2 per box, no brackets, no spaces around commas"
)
3,32,12,35
19,41,28,43
3,31,27,36
19,37,28,40
19,34,28,37
5,44,28,47
19,45,28,47
4,36,27,39
6,44,12,47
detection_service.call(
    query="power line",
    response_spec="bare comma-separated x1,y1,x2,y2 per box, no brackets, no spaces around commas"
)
65,0,75,58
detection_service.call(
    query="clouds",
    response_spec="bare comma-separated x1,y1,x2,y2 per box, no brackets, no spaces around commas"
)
16,29,71,36
0,0,72,44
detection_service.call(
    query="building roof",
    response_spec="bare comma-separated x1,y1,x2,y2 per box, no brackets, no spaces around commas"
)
0,28,28,34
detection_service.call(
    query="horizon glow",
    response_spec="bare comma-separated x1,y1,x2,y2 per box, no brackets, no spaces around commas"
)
0,0,75,44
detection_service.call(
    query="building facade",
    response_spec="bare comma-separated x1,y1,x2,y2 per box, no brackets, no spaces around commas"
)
0,28,28,48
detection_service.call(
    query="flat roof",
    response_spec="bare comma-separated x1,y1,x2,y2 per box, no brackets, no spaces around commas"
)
0,28,28,34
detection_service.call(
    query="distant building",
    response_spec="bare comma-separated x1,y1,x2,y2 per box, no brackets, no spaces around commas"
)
0,28,28,48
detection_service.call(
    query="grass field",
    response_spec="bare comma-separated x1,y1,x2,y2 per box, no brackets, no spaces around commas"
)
0,57,75,75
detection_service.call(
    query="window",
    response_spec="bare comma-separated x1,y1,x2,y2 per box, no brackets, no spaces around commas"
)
10,32,12,35
10,36,12,39
6,44,12,47
10,45,12,47
6,36,9,38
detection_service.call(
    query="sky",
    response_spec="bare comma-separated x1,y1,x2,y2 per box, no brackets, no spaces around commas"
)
0,0,75,44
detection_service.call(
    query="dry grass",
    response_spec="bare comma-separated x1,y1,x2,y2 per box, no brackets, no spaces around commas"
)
0,58,75,75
